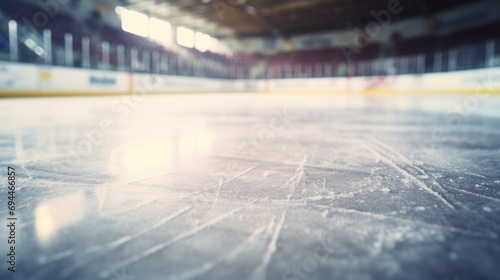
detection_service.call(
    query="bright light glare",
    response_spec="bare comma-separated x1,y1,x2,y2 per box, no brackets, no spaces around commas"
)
124,141,172,172
115,6,125,14
121,9,149,37
195,32,211,52
25,38,35,48
209,37,220,53
150,17,172,46
35,192,86,245
35,47,44,56
177,26,195,48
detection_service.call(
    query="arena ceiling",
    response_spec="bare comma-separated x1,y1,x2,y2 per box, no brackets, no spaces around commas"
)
118,0,475,37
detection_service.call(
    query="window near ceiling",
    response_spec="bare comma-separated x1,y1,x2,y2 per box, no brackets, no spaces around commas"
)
177,27,195,48
120,8,149,37
195,32,211,52
150,17,172,46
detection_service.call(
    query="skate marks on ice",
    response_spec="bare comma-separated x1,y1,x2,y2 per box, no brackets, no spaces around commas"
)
358,137,456,210
1,95,500,280
249,156,307,280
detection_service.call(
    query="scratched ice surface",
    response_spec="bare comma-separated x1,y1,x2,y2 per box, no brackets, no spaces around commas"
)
0,94,499,280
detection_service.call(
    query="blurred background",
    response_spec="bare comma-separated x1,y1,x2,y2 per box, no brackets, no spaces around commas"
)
0,0,499,95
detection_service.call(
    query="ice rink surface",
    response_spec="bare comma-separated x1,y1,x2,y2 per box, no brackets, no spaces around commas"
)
0,93,499,280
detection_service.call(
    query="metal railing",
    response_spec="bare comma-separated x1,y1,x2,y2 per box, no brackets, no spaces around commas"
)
1,18,499,80
264,39,499,79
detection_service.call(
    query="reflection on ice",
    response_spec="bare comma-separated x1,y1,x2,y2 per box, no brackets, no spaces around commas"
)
35,192,87,245
124,140,173,172
108,131,214,182
180,132,213,155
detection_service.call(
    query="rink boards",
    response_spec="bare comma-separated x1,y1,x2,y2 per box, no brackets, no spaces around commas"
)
1,61,500,97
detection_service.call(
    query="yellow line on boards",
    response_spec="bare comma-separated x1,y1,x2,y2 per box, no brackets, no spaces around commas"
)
1,89,500,98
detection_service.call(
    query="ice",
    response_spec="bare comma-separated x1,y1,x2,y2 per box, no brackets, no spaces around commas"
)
0,93,499,280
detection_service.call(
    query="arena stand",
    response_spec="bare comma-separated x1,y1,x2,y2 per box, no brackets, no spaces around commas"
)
1,0,500,82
